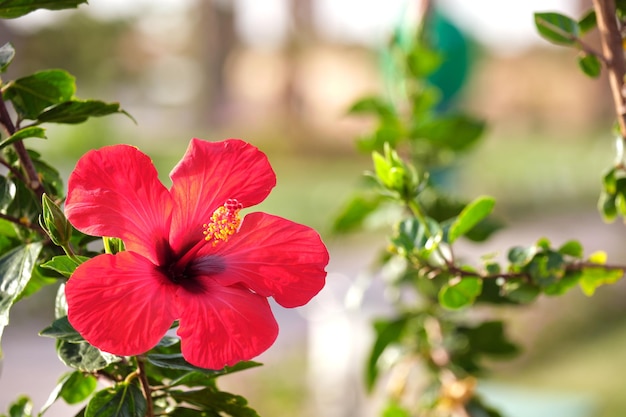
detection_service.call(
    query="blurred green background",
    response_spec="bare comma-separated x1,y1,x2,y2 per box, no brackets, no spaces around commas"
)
3,1,626,416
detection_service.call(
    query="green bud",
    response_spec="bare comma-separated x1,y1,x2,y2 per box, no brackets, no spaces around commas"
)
40,194,72,246
372,142,421,199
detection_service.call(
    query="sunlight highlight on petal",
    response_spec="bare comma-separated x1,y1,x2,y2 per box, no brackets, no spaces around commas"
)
65,145,173,265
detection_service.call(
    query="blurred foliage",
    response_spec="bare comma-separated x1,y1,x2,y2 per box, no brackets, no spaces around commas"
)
334,4,626,417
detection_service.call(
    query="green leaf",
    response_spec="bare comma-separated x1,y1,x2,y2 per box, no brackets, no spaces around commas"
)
56,339,119,372
6,396,32,417
406,44,442,78
146,356,250,388
448,196,495,243
579,266,623,296
166,363,264,389
382,402,411,417
461,321,519,357
614,177,626,218
348,96,395,120
507,246,536,267
411,114,485,151
598,190,617,222
558,240,583,258
55,283,68,319
170,388,260,417
526,251,565,287
391,217,442,258
0,0,86,18
502,279,540,304
146,353,214,373
40,316,84,343
36,99,132,124
0,219,19,256
410,85,441,117
41,255,88,278
0,42,15,73
357,121,403,152
0,126,46,150
60,371,97,404
452,321,519,375
23,150,64,198
168,372,219,389
366,317,409,391
0,242,42,356
3,70,76,119
85,384,146,417
40,371,97,414
578,9,597,34
5,176,38,226
439,277,482,309
372,151,392,187
578,52,602,78
15,264,57,302
332,193,383,233
148,353,261,378
534,12,580,46
602,167,617,195
543,270,581,296
536,237,551,250
0,175,16,213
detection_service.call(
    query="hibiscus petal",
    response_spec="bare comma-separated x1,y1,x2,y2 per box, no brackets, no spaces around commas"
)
168,139,276,254
65,145,173,265
176,282,278,369
200,212,329,308
66,252,178,356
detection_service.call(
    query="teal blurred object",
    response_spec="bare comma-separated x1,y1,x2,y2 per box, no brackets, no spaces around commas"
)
424,7,470,113
381,6,471,113
479,382,596,417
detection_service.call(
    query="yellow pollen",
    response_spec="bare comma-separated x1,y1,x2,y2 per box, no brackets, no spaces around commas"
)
203,199,242,246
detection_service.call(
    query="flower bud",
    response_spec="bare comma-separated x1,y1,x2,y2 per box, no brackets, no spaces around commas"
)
40,193,72,246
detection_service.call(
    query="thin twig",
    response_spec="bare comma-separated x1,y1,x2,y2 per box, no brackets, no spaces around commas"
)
592,0,626,137
536,17,609,64
0,212,42,232
136,356,154,417
421,259,625,283
0,98,45,199
0,155,27,184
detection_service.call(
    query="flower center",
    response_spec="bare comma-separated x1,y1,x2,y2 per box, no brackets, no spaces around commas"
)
202,199,242,246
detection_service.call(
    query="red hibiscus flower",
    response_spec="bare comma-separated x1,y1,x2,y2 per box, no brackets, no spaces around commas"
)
64,138,329,369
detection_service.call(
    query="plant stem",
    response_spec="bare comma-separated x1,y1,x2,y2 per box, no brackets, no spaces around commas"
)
424,259,625,282
0,212,41,232
0,155,27,183
592,0,626,137
137,356,154,417
0,97,45,199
